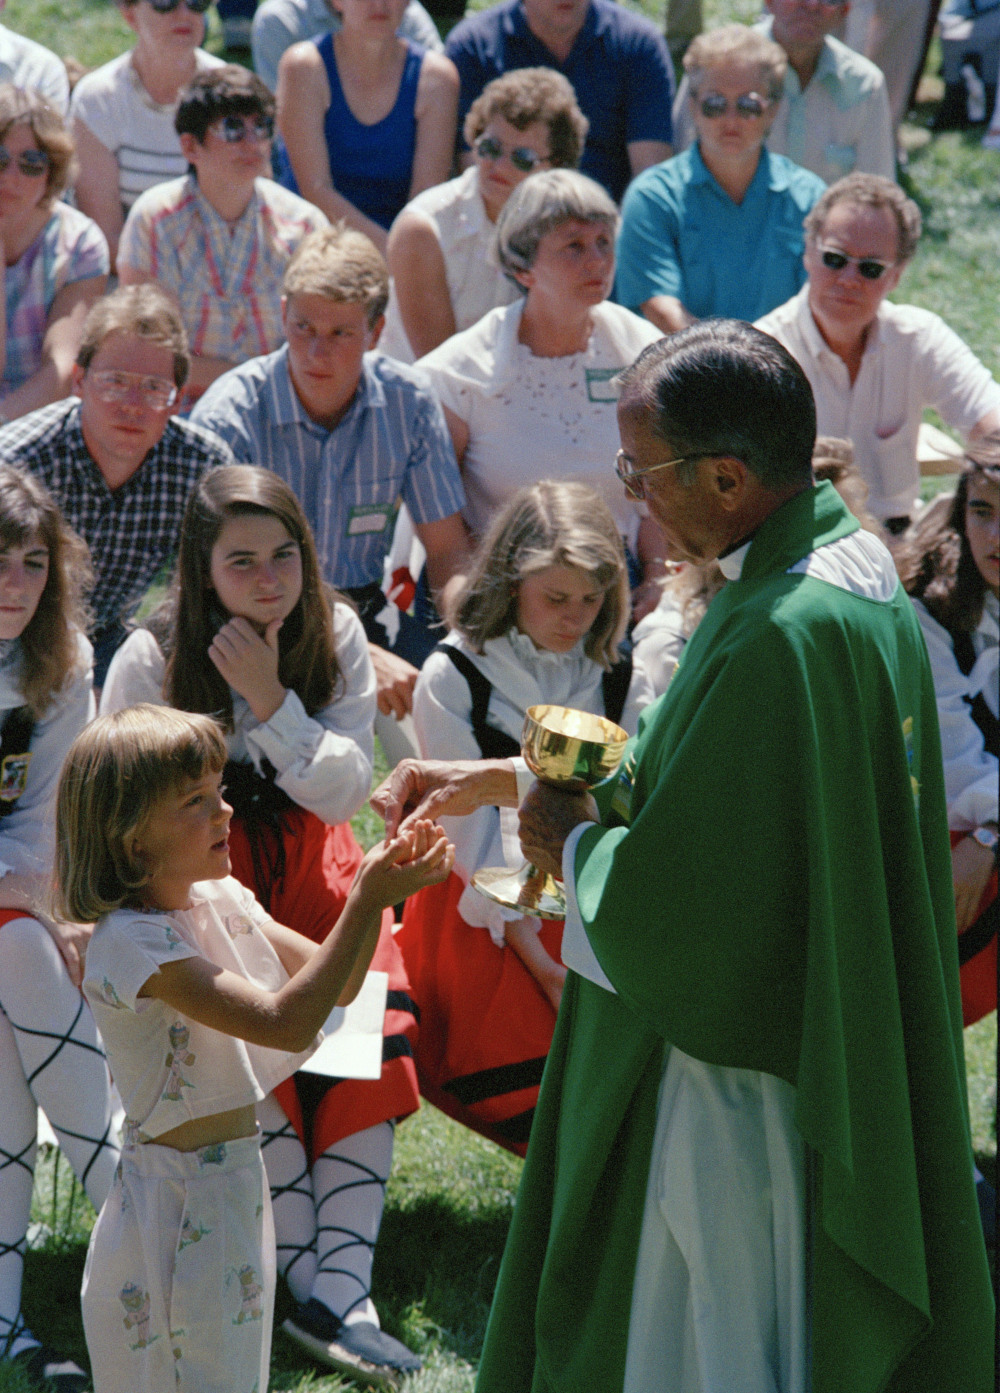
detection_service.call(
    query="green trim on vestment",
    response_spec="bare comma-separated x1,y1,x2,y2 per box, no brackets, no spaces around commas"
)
476,483,993,1393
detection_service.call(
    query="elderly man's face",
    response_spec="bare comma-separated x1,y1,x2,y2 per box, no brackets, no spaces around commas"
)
616,400,731,565
803,200,903,341
766,0,849,51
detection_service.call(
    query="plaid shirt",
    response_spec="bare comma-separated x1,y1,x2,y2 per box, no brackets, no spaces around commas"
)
118,176,326,370
0,399,234,631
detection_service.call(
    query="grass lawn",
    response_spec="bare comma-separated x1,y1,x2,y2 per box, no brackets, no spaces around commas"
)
1,1,995,1387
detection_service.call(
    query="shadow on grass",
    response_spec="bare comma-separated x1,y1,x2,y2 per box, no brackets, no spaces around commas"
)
271,1192,511,1372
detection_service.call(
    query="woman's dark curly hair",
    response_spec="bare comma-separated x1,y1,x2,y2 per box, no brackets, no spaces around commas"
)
896,440,1000,633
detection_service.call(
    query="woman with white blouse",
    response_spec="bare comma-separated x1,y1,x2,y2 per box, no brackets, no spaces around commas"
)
416,169,667,620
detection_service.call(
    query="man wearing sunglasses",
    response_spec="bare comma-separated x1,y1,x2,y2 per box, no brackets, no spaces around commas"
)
758,173,1000,532
444,0,675,203
0,284,235,684
117,65,327,406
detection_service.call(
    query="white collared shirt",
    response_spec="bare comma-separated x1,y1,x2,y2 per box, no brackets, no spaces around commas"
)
757,286,1000,520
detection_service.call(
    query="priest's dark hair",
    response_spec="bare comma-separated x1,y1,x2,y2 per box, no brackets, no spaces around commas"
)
617,320,816,491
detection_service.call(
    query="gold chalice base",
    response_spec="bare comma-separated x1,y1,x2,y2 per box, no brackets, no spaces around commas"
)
470,704,628,921
472,862,567,919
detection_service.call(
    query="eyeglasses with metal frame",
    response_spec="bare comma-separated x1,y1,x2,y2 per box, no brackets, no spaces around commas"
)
87,370,179,411
0,147,49,177
614,449,690,500
473,135,548,173
697,92,771,119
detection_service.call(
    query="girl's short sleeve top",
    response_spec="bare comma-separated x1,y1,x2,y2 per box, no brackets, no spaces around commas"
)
83,876,320,1141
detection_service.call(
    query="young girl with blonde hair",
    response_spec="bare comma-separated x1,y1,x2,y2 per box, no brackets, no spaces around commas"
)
396,480,654,1154
59,705,450,1392
0,465,119,1393
100,465,427,1383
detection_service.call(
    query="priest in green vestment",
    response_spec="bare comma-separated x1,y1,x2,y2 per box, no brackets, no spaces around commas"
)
373,321,994,1393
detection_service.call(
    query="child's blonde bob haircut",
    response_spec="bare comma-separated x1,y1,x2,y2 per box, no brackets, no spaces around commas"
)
444,480,629,667
55,706,227,924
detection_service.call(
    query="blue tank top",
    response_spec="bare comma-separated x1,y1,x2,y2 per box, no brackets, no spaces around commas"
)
307,33,423,231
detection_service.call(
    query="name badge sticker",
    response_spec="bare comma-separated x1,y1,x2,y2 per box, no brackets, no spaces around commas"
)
585,368,623,403
0,752,31,802
346,504,396,537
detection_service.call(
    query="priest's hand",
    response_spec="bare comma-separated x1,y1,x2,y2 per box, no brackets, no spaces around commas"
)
372,758,519,839
518,783,599,881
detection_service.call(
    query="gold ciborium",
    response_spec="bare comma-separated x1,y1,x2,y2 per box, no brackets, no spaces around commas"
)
471,703,628,920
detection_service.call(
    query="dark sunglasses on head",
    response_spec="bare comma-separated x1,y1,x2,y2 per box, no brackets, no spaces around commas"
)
816,245,894,281
214,114,275,143
147,0,213,13
698,92,770,119
474,135,546,173
0,146,49,177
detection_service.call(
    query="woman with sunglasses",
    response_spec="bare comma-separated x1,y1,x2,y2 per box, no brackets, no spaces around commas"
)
118,66,327,407
0,86,108,426
69,0,224,268
380,68,587,362
274,0,458,255
616,24,824,335
418,169,666,622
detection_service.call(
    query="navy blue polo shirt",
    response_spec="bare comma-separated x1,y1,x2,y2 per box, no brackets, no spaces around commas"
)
445,0,674,203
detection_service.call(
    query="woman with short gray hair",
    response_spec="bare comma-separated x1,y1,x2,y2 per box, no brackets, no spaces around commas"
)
418,169,667,620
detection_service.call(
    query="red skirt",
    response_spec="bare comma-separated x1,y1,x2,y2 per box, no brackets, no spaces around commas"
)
396,871,562,1157
951,830,998,1027
228,808,420,1161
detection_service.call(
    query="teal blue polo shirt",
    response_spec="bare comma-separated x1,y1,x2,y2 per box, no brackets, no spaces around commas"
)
614,145,825,322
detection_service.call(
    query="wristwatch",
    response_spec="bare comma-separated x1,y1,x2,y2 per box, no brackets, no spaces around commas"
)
970,825,999,858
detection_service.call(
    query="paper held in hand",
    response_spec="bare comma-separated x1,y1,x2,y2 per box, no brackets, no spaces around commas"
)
301,971,388,1080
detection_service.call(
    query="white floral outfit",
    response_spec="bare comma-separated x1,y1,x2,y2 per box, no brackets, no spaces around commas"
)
82,878,319,1392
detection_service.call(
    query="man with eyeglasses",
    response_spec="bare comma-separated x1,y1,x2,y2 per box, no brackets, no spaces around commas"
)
117,65,327,406
443,0,675,203
671,3,895,187
373,320,993,1393
757,173,1000,532
0,284,235,684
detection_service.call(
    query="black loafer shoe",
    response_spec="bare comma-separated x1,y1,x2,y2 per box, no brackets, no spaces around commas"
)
282,1298,422,1388
13,1345,89,1392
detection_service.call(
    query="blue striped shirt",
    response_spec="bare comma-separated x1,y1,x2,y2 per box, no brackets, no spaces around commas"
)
189,346,465,590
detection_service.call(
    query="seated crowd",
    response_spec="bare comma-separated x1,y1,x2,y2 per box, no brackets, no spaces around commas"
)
0,2,995,1391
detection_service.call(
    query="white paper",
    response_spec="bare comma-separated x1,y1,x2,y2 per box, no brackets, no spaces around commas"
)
300,971,388,1080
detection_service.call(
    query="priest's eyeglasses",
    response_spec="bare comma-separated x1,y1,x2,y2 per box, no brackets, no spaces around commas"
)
615,449,689,500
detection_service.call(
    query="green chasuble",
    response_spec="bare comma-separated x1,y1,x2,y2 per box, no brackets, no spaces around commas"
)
475,482,993,1393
